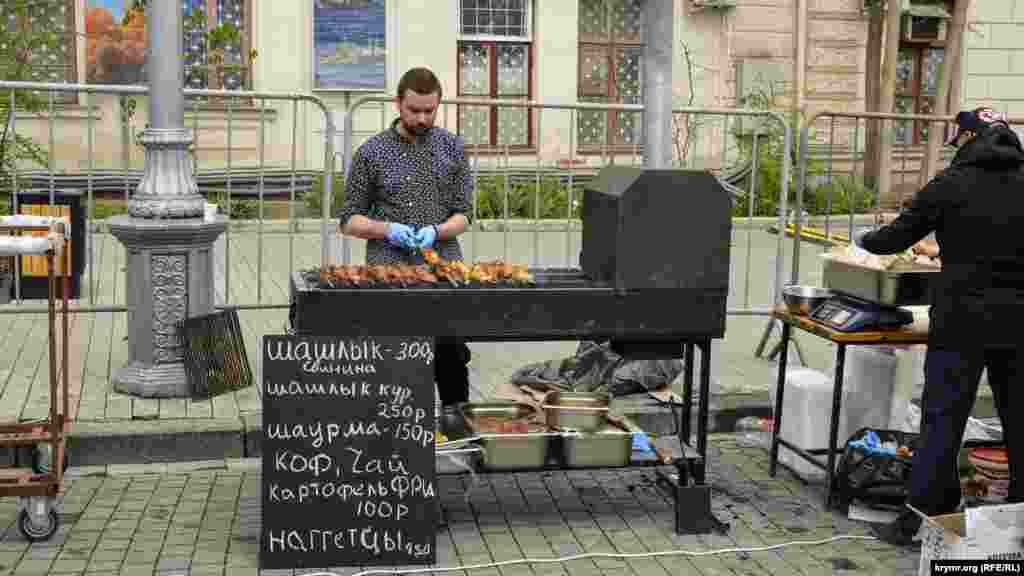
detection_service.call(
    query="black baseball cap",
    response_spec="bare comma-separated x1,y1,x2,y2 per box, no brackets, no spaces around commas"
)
946,107,1009,146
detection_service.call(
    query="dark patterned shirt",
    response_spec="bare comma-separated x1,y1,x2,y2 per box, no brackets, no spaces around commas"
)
337,119,474,265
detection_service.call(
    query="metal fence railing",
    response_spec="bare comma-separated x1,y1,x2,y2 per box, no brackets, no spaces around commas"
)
0,80,336,313
789,109,1024,283
754,109,1024,361
342,95,794,316
1,82,796,319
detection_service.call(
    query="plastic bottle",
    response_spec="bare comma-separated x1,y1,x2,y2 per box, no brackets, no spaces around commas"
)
735,416,774,449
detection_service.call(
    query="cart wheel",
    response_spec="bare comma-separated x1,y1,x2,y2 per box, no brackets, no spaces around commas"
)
17,509,58,542
31,444,68,475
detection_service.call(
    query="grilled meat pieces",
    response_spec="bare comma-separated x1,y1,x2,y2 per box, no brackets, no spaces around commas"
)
313,251,534,288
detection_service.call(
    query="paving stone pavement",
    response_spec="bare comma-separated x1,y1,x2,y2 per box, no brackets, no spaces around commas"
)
0,434,922,576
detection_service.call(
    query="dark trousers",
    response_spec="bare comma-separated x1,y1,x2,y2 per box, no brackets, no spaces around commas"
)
908,346,1022,515
434,337,470,406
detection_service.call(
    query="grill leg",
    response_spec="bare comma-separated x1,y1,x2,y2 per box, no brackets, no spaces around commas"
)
673,339,725,535
682,343,694,444
696,339,711,482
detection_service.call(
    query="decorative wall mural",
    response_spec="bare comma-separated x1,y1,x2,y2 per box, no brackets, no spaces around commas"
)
313,0,387,90
85,0,146,84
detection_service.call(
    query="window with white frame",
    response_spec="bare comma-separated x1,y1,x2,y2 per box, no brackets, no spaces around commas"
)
578,0,643,149
457,0,532,148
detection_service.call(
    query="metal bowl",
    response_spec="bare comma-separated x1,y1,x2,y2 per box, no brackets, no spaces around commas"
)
782,285,832,316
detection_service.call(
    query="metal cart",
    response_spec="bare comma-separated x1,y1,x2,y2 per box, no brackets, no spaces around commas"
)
0,216,70,541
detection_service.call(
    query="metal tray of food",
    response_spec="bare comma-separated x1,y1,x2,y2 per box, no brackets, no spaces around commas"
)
560,422,633,468
822,257,938,306
459,402,550,471
543,391,610,432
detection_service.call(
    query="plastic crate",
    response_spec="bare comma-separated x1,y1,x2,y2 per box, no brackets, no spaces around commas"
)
179,309,253,399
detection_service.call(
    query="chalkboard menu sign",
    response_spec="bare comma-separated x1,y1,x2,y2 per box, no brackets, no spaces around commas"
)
260,335,437,569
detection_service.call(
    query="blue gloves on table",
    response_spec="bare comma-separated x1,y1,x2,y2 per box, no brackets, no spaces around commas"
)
414,225,438,249
385,223,418,250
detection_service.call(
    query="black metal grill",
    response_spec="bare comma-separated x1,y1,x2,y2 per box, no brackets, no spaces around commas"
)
289,167,733,343
581,167,732,292
287,166,733,534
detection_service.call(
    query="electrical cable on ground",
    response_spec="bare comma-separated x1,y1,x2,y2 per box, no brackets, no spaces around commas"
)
300,534,878,576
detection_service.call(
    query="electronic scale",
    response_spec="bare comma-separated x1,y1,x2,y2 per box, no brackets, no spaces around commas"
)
809,292,914,333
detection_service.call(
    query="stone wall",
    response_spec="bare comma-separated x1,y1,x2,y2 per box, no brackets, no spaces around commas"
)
962,0,1024,125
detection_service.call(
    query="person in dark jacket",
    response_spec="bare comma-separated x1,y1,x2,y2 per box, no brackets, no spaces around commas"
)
854,107,1024,546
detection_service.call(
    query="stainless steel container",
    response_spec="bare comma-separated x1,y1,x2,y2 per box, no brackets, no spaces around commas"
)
561,424,633,468
436,446,481,475
460,402,549,471
781,285,833,316
822,257,938,306
543,391,610,431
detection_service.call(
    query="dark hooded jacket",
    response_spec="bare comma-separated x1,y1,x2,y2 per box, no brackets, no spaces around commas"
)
860,123,1024,349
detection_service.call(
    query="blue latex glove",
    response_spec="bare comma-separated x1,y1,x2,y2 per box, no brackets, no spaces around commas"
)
414,225,438,249
853,228,871,249
848,430,896,456
631,432,654,454
385,223,417,249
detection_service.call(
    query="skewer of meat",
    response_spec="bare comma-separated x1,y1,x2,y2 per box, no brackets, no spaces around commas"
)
395,265,424,286
411,265,438,284
382,265,407,288
351,266,371,286
365,265,390,286
509,264,535,285
421,248,441,266
433,261,461,287
469,264,497,284
340,265,366,287
319,267,333,287
329,265,353,287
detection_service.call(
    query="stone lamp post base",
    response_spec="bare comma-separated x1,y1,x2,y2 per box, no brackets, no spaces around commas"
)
107,215,227,398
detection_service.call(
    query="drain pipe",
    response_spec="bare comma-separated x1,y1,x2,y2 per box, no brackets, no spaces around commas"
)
794,0,807,116
643,0,674,169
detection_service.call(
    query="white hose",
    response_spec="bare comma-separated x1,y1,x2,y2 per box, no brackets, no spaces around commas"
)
298,534,878,576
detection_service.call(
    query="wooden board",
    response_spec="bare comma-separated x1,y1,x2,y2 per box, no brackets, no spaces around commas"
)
772,306,929,345
18,205,70,277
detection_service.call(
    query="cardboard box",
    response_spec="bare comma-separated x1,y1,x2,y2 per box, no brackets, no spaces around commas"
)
912,503,1024,576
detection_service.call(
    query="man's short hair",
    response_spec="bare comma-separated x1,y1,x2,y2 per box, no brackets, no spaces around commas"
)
397,67,442,100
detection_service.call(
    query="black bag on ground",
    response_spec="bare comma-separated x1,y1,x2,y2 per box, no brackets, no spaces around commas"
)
834,428,920,511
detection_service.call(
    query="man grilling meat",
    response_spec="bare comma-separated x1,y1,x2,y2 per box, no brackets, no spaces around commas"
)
853,107,1024,546
336,66,473,409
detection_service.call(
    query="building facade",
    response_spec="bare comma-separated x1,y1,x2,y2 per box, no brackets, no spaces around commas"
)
2,0,1018,198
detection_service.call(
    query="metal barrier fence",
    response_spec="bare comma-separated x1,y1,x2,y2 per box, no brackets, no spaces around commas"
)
0,80,336,313
1,81,793,319
788,109,1024,283
342,95,793,316
753,109,1024,361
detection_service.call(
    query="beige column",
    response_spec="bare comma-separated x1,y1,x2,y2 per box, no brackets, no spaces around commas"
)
918,0,970,185
863,8,884,188
875,0,903,213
